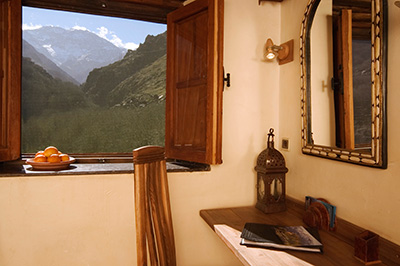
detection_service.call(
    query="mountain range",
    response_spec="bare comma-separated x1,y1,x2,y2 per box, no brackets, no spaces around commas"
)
22,39,79,85
23,26,126,84
22,28,167,114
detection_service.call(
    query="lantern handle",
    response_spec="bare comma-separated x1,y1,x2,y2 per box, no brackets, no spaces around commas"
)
267,128,275,142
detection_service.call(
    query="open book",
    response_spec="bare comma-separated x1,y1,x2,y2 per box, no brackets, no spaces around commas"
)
240,223,323,253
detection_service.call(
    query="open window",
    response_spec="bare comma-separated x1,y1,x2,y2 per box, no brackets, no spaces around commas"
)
0,0,223,166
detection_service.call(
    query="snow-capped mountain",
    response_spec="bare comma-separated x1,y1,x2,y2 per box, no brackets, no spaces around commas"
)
23,26,126,84
23,40,79,85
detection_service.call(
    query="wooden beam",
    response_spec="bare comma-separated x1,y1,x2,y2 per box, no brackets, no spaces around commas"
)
333,0,371,9
111,0,183,9
333,0,372,41
259,0,283,4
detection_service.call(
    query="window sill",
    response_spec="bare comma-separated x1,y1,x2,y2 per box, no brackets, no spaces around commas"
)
0,160,210,177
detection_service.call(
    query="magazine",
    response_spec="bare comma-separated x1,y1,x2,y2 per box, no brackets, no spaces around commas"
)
240,223,323,253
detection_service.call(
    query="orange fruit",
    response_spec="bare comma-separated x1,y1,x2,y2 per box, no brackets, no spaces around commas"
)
59,154,70,161
35,150,45,157
34,154,47,162
44,146,59,158
47,154,61,163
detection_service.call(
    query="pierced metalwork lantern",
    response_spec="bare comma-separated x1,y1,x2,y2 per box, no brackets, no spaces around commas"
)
255,128,288,213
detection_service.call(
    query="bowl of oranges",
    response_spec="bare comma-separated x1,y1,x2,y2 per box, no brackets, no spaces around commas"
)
26,146,75,171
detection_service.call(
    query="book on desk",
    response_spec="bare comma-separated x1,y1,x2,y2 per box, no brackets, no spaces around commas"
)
240,223,323,253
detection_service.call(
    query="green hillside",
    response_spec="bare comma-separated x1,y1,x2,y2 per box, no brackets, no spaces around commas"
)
109,54,166,107
82,31,167,108
21,57,89,120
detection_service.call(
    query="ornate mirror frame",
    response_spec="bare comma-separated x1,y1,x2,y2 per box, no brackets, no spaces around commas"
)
300,0,388,168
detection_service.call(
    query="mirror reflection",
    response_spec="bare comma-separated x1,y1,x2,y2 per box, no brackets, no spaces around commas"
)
300,0,387,168
311,0,372,150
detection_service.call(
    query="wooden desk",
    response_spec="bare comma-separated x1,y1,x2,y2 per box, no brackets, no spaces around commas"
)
200,200,390,266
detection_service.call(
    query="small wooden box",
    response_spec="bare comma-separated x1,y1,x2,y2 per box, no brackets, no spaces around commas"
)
354,230,381,265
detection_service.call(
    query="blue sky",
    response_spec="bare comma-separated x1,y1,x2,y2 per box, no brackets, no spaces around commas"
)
22,7,167,50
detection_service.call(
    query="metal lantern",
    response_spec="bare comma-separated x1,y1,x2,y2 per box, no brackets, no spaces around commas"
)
255,128,288,213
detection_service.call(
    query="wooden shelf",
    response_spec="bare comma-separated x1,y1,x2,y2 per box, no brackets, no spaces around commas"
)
200,197,400,266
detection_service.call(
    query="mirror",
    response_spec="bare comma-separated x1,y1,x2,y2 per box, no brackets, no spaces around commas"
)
300,0,388,168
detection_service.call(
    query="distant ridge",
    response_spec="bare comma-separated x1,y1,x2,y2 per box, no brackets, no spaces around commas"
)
23,26,126,84
23,40,79,85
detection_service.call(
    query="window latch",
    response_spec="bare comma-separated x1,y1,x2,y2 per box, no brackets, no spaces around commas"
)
223,69,231,88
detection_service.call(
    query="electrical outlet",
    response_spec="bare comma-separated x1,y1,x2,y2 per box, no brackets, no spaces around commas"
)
282,138,289,150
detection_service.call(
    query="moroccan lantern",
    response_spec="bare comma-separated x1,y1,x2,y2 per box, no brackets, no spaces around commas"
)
255,128,288,213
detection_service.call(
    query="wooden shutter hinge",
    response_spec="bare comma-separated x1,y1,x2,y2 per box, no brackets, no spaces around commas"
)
223,69,230,89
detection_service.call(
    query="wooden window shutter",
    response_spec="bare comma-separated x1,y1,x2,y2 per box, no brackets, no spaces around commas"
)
0,0,21,162
165,0,223,165
333,9,354,150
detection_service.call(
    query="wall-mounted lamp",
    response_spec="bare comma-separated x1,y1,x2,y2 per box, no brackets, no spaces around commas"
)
264,38,294,65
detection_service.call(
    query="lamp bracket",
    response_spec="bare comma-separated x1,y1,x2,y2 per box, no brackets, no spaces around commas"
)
277,39,294,65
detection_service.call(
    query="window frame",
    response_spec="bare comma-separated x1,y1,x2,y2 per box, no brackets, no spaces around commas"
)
0,0,223,169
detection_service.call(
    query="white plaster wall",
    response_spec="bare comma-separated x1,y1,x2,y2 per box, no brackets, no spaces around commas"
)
310,0,335,146
0,0,282,265
0,175,137,265
2,1,400,265
280,0,400,246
